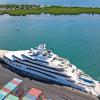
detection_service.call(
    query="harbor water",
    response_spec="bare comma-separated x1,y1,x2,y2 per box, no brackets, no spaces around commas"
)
0,14,100,81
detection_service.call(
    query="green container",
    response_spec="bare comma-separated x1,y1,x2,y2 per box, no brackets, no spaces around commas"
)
22,94,37,100
4,82,17,91
4,94,19,100
0,90,8,99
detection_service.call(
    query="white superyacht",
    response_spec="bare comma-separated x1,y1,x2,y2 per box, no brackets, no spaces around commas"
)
2,44,100,97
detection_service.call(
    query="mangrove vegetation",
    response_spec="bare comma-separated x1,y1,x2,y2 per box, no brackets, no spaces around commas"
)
0,4,100,16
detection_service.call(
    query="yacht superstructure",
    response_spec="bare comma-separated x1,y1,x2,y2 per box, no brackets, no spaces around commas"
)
3,44,100,96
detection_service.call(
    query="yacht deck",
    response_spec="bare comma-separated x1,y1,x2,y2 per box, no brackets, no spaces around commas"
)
5,50,28,60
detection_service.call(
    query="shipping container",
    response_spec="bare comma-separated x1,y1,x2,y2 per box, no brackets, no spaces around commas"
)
13,78,22,83
28,88,42,97
0,90,8,100
22,94,37,100
2,87,11,93
28,88,44,100
1,78,23,98
22,88,45,100
11,78,23,97
4,94,19,100
4,82,17,91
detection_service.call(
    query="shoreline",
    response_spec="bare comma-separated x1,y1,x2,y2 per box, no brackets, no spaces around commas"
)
0,5,100,16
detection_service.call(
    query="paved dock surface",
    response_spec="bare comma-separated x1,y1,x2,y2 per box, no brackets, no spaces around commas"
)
0,50,99,100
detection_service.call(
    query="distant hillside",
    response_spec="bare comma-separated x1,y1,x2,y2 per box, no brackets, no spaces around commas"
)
0,5,100,16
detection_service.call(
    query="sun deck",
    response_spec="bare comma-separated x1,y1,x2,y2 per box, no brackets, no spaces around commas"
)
5,50,28,60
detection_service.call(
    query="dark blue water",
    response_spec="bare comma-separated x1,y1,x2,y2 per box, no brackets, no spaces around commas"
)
0,14,100,80
0,0,100,7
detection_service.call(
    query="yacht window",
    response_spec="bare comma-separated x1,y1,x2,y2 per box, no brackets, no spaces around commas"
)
72,69,75,73
62,62,65,64
19,65,21,67
59,69,64,72
58,64,63,67
67,64,72,67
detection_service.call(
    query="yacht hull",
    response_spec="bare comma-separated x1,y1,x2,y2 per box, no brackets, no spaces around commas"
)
3,58,85,92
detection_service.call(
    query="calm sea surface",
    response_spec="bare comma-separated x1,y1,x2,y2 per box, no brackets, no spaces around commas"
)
0,0,100,7
0,14,100,80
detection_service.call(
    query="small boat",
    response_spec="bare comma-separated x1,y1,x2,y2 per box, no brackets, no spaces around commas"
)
16,27,20,31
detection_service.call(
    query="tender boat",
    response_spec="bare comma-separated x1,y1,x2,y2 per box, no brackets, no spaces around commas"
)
16,27,20,31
